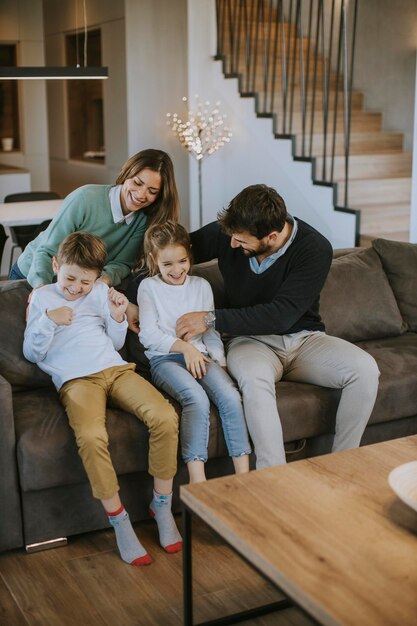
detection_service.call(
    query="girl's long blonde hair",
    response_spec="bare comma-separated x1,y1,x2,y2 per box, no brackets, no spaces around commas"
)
144,221,192,276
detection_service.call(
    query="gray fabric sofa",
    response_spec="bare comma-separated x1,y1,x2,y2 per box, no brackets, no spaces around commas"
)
2,237,417,552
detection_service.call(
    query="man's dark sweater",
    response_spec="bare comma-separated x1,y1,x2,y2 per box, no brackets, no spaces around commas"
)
190,219,333,336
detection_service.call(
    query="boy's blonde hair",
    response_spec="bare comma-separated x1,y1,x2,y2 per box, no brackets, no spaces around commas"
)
144,221,192,276
56,231,107,275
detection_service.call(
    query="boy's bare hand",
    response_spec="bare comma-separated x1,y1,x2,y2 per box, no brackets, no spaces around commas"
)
108,287,128,323
46,306,74,325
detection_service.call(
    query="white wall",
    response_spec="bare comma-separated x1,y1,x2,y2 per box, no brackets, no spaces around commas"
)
354,0,417,152
186,0,356,248
410,51,417,243
43,0,128,197
124,0,189,226
0,0,50,190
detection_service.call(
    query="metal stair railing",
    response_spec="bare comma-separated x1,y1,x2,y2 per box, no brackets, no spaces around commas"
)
215,0,359,212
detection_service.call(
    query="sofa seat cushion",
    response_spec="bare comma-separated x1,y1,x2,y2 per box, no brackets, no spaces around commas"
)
13,388,228,492
357,333,417,425
320,248,405,341
372,238,417,332
277,381,340,441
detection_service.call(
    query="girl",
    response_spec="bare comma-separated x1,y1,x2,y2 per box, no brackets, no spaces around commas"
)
137,221,251,483
9,149,180,289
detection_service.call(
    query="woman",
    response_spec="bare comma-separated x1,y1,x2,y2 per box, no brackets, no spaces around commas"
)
9,149,180,288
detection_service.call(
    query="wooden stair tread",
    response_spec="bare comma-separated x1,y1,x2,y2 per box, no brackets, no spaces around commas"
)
318,153,412,181
338,177,411,206
361,231,410,244
356,202,410,216
294,131,404,156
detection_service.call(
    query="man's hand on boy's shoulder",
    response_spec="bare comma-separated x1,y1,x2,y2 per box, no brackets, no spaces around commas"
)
46,306,74,326
107,287,129,323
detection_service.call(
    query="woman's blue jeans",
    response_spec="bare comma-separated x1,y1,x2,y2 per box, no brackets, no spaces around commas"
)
150,353,251,463
8,262,26,280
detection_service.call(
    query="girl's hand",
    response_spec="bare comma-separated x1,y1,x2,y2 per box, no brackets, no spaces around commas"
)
182,343,211,379
126,303,140,334
46,306,74,326
108,287,128,322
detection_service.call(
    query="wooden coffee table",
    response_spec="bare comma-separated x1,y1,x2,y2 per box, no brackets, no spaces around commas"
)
180,436,417,626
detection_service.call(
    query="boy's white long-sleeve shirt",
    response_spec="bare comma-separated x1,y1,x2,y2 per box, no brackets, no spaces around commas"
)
23,281,127,390
138,274,226,366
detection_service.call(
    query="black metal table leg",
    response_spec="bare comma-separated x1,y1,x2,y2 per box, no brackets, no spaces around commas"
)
183,505,193,626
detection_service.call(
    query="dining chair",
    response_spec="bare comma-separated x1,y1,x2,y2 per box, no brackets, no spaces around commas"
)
0,225,8,278
4,191,61,272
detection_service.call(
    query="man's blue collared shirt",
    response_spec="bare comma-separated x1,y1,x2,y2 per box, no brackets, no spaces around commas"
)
249,216,298,274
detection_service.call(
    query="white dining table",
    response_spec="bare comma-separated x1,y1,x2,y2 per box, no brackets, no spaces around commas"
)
0,199,63,276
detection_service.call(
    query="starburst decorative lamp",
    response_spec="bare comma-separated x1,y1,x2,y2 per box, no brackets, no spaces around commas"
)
167,95,232,227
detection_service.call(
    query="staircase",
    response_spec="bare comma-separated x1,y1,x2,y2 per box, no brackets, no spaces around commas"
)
215,0,412,245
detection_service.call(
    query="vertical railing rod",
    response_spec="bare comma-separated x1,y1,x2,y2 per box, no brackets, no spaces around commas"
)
215,0,224,58
280,0,287,134
270,0,282,118
344,0,359,208
323,0,335,180
270,0,280,117
330,2,344,183
251,0,262,93
234,0,243,75
262,0,273,113
289,0,301,134
341,0,349,207
283,0,294,133
303,0,314,157
309,0,321,162
301,0,314,156
230,0,237,74
246,0,256,92
298,2,307,155
320,0,328,180
259,0,267,112
225,0,234,74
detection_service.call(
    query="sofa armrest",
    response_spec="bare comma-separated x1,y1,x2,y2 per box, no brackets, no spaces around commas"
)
0,374,23,551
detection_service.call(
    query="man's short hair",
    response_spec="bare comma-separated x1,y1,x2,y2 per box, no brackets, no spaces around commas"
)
218,184,287,239
56,231,107,275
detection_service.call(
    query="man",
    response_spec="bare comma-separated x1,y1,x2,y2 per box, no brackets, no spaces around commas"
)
176,184,380,469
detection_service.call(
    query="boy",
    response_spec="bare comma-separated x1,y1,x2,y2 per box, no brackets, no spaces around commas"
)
24,231,182,565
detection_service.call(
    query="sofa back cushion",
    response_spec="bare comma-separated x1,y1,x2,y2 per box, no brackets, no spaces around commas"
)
320,247,405,341
0,281,53,390
372,238,417,332
192,259,227,308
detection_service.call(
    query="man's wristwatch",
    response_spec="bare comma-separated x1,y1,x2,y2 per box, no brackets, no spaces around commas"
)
204,310,216,329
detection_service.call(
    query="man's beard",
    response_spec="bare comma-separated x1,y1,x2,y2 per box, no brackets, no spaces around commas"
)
241,241,272,258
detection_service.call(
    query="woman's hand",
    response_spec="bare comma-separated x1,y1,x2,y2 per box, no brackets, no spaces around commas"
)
108,287,129,323
98,275,112,286
126,302,140,333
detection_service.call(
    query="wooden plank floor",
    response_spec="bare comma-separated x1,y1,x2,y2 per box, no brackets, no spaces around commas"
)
0,517,316,626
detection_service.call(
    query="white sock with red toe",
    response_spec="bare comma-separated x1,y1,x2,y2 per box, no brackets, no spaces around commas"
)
107,506,152,566
149,490,183,553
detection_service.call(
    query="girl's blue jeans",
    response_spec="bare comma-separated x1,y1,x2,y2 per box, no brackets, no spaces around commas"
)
150,353,251,463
